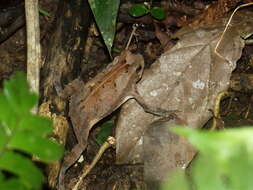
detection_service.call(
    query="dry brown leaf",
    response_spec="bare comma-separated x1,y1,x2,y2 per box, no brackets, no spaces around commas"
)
144,117,196,187
115,10,253,181
178,0,241,28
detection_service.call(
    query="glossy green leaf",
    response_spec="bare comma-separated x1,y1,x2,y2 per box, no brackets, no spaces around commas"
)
9,132,63,162
3,72,38,115
0,151,44,189
150,6,165,20
88,0,120,54
0,178,27,190
128,4,149,17
96,121,114,145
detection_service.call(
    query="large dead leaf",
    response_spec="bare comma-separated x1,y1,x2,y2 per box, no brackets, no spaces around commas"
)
115,9,253,171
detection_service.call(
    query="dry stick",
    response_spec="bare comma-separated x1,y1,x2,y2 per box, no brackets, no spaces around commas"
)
214,2,253,59
25,0,41,113
125,24,138,50
72,136,116,190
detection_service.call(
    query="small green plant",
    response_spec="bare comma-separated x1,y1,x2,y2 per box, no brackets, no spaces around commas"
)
162,127,253,190
87,0,165,55
38,8,51,17
95,121,114,145
128,3,165,20
0,72,63,190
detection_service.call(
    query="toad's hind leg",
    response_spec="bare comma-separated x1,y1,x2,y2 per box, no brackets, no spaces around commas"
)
58,142,87,190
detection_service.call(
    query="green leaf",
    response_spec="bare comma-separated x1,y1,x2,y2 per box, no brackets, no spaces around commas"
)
3,72,38,116
0,178,27,190
191,144,253,190
161,170,189,190
168,127,253,190
0,123,8,150
0,94,18,130
172,127,253,156
88,0,120,54
9,132,63,162
38,8,51,17
0,171,4,181
150,7,165,20
0,72,64,189
19,114,53,135
96,121,114,145
0,151,44,189
128,4,149,17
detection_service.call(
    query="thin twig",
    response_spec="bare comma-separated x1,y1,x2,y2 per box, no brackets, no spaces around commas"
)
125,24,138,50
72,136,116,190
214,2,253,59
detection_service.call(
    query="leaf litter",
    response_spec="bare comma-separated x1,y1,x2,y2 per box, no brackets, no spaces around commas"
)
115,8,253,185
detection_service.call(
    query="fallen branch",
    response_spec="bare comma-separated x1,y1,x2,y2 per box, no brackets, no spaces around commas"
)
73,136,116,190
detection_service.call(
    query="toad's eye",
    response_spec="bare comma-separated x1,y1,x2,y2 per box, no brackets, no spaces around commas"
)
135,65,142,73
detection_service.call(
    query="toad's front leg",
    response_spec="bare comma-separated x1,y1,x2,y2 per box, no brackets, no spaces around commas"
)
130,85,178,119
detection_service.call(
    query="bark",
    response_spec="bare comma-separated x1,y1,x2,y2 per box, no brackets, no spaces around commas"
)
41,0,91,102
39,0,91,187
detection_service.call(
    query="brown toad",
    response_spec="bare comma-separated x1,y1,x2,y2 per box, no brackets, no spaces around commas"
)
58,50,176,190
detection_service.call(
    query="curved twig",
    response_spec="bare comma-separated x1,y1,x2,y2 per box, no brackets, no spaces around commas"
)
214,2,253,59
